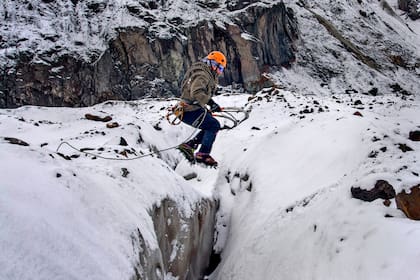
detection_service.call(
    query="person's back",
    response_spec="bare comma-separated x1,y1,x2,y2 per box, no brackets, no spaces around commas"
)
180,61,218,111
176,51,227,167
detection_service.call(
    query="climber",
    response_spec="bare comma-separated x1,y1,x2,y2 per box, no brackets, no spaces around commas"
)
176,51,227,167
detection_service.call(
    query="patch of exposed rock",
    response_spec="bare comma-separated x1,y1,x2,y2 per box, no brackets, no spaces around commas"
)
398,0,420,20
131,197,218,280
409,130,420,141
2,137,30,146
351,180,396,202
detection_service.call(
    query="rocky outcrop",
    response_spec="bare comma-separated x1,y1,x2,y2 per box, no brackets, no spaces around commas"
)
398,0,420,20
131,197,218,280
0,2,298,108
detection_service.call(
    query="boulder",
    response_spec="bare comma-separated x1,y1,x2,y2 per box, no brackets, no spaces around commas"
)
396,185,420,220
3,137,30,146
409,130,420,141
351,180,396,202
85,113,112,122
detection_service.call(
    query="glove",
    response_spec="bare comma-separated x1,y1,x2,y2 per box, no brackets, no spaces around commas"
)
208,99,222,112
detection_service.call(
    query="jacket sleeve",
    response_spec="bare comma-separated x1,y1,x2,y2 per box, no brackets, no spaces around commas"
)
190,76,211,107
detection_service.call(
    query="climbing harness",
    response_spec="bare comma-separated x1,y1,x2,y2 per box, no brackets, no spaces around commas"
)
166,101,188,125
166,100,250,130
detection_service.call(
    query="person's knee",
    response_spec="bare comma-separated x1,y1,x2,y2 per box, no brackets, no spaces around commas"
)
202,115,220,132
211,119,221,132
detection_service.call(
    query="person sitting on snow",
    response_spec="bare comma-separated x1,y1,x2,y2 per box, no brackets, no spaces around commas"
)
177,51,227,167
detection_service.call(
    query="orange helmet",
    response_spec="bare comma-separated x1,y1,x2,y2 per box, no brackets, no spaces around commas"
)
206,51,227,68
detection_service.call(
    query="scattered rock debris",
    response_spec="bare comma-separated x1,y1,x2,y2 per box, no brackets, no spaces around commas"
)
80,147,95,152
153,123,162,131
383,199,391,207
121,168,130,178
409,131,420,141
119,137,128,146
57,153,71,160
106,122,120,128
397,143,413,152
184,172,198,180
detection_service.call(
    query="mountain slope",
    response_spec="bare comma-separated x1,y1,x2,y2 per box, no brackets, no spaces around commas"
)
208,89,420,279
1,0,419,107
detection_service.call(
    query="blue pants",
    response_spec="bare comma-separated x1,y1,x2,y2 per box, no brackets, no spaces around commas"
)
182,108,220,154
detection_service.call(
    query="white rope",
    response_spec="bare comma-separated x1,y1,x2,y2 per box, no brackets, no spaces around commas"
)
56,108,208,161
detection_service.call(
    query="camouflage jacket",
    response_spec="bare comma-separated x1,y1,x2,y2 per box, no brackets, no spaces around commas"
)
180,61,218,112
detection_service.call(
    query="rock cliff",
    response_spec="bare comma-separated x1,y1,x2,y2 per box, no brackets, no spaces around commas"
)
0,1,298,108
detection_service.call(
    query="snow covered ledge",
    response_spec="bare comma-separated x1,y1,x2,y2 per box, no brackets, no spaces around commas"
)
130,198,218,280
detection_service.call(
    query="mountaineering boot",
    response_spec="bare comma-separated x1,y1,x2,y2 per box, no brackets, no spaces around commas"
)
177,143,195,163
195,152,218,167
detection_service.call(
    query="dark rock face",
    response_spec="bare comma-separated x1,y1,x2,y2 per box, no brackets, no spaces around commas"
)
131,198,218,280
351,180,396,202
2,54,97,107
398,0,420,20
0,2,298,108
130,198,218,280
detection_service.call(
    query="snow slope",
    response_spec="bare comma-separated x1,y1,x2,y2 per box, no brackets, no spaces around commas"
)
209,90,420,280
0,100,206,280
1,85,419,279
277,0,420,96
